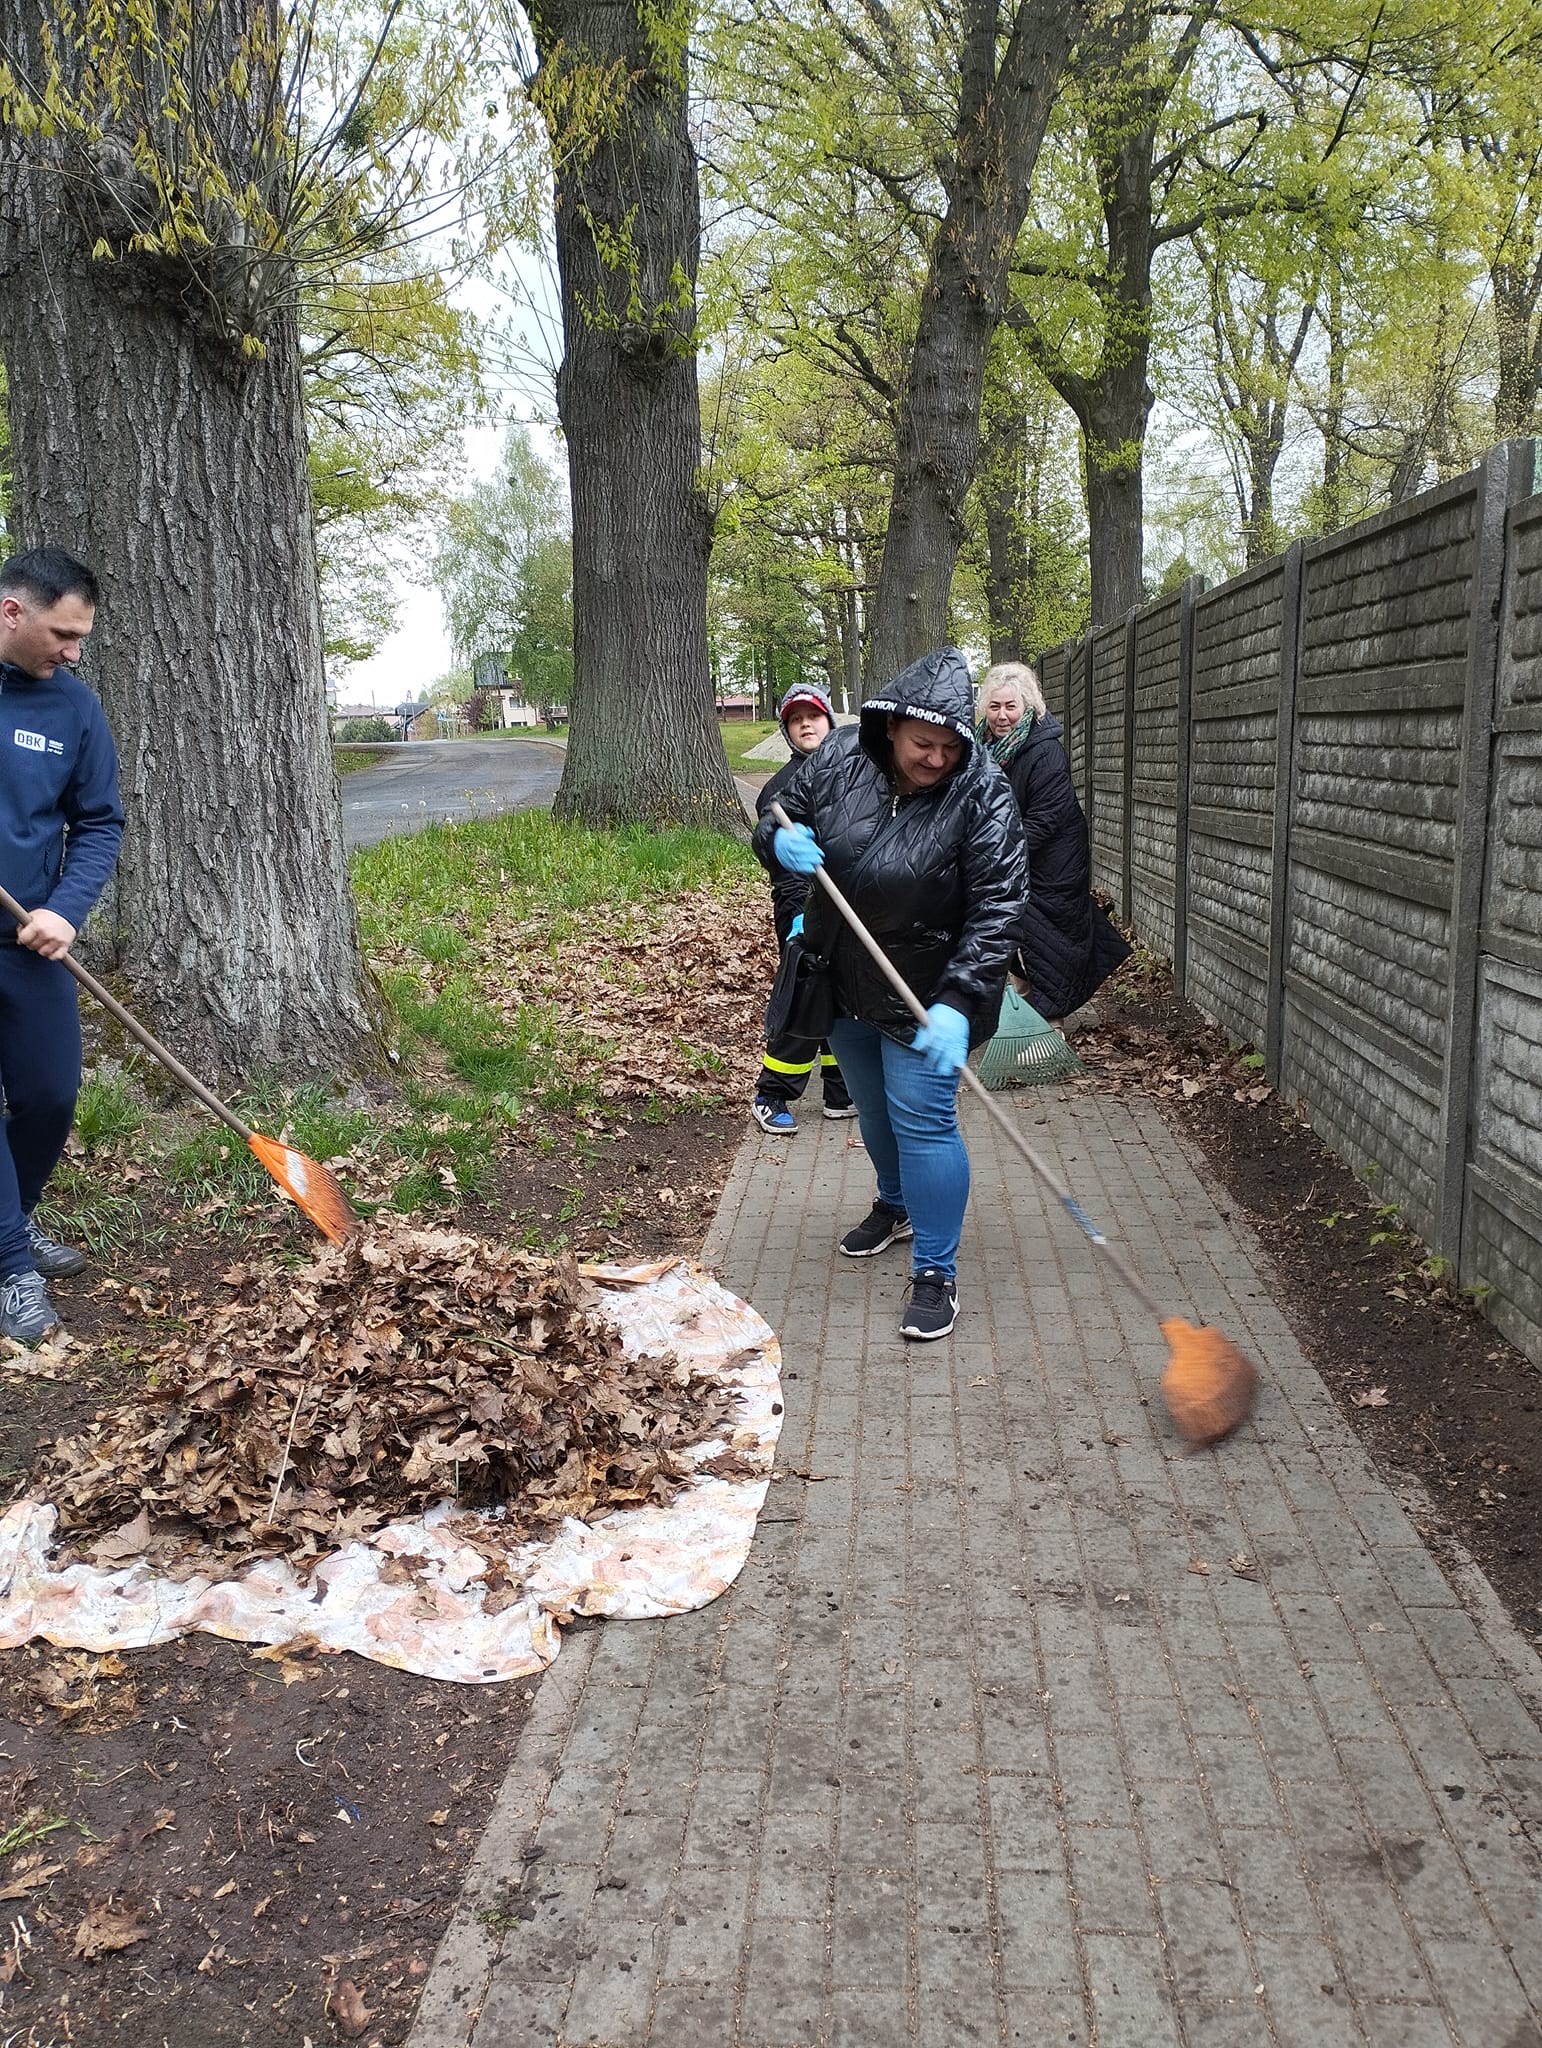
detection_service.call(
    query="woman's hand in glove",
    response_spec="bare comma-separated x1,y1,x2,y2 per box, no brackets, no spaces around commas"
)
912,1002,969,1074
772,824,824,874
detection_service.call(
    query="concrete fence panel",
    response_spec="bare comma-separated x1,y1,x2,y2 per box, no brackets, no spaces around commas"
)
1032,440,1541,1367
1276,477,1482,1246
1187,559,1286,1049
1040,643,1071,732
1467,493,1542,1357
1129,593,1185,961
1090,620,1128,904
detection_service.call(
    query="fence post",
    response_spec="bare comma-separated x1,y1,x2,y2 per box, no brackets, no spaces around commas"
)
1121,607,1138,921
1436,437,1536,1264
1264,541,1304,1090
1171,576,1200,994
1081,625,1097,838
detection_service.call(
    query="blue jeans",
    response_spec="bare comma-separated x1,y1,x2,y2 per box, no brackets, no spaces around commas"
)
827,1016,968,1278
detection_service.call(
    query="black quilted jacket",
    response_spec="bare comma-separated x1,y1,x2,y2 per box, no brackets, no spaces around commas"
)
752,649,1028,1048
1005,711,1131,1019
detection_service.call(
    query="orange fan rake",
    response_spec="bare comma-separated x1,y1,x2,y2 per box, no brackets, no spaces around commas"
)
0,884,357,1245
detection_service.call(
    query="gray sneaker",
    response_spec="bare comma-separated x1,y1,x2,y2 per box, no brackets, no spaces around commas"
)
0,1270,59,1345
26,1217,87,1278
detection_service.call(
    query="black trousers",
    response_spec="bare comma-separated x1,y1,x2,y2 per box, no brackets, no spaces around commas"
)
755,1035,850,1108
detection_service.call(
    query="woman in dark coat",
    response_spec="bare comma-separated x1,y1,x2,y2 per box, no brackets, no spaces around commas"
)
753,648,1028,1341
977,661,1131,1025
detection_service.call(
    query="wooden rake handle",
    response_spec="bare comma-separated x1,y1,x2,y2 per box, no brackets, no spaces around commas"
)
769,800,1166,1324
0,881,256,1145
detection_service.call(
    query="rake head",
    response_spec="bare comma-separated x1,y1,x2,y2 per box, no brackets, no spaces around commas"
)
975,986,1084,1090
247,1134,358,1244
1159,1317,1260,1446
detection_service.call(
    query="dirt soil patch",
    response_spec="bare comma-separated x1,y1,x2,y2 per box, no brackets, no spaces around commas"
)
0,1104,746,2048
1081,960,1542,1656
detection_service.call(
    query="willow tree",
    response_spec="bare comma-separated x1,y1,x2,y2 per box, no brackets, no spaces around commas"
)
517,0,743,831
0,0,479,1074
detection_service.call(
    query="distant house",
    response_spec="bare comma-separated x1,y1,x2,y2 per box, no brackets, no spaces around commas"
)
716,692,756,721
490,689,539,728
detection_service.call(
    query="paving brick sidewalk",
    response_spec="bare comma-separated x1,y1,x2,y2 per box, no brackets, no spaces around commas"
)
410,1089,1542,2048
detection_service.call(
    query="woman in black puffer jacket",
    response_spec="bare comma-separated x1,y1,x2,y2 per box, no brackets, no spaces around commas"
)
976,661,1131,1024
752,648,1028,1342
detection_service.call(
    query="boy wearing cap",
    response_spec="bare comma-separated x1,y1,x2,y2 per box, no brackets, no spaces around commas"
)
751,684,854,1135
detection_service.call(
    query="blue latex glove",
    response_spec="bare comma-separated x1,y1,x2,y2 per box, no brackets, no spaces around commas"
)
772,823,824,875
912,1002,970,1075
789,913,804,937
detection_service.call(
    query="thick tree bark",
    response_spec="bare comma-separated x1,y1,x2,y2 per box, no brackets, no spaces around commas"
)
1028,139,1156,625
1012,0,1227,625
1082,415,1145,621
1317,257,1346,531
1234,299,1313,566
528,0,743,833
1492,255,1542,439
0,4,379,1081
980,401,1025,662
864,0,1085,689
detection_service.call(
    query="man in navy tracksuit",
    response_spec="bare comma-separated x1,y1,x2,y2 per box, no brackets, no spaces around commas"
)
0,548,123,1344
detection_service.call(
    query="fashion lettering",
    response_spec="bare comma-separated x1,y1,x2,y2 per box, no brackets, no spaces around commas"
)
12,729,44,752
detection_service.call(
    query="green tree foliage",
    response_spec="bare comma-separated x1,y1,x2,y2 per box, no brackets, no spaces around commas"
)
964,333,1089,656
308,268,487,669
508,533,576,706
430,423,571,680
1412,3,1542,441
707,0,1087,683
701,342,888,708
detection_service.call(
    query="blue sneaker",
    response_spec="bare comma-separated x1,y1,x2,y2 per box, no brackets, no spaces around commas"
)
751,1097,798,1135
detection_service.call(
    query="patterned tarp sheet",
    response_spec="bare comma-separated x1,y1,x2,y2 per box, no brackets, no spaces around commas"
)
0,1261,780,1684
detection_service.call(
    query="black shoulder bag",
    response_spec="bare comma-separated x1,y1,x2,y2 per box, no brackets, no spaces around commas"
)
763,932,837,1044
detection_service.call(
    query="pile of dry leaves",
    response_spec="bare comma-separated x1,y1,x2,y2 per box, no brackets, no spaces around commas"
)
29,1220,734,1568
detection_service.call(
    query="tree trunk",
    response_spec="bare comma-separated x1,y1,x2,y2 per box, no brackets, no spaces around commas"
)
818,596,845,704
1238,300,1312,566
1492,255,1542,439
1011,0,1221,626
864,0,1084,689
1048,161,1155,625
0,8,379,1082
1319,257,1346,531
529,0,743,833
1082,403,1146,623
980,400,1026,662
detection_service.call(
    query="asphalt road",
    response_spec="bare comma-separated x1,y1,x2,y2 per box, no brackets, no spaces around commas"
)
340,737,566,849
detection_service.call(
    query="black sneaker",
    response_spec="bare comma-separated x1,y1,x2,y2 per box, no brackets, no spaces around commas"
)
26,1217,87,1278
839,1201,913,1257
822,1098,859,1120
751,1096,798,1135
900,1268,958,1340
0,1269,59,1345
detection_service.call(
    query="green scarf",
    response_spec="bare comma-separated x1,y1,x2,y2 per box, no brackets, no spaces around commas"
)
975,709,1036,770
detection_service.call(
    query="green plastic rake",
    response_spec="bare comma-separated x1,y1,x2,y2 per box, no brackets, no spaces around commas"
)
975,984,1084,1089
